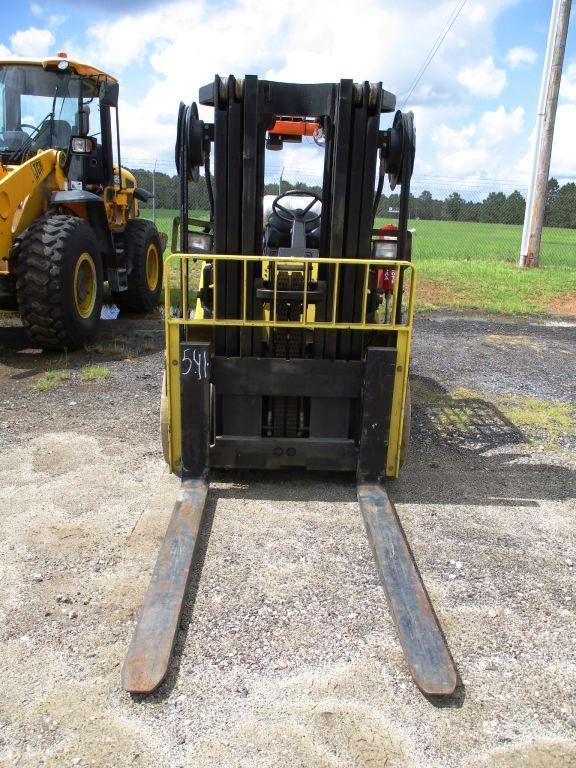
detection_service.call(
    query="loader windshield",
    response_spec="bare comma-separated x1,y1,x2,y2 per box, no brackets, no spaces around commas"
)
0,64,99,160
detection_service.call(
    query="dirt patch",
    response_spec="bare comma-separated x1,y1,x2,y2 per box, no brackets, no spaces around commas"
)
415,279,453,310
471,740,576,767
483,334,543,352
548,291,576,318
187,676,408,768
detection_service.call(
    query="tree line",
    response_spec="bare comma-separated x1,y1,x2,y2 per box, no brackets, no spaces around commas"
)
130,168,576,229
375,178,576,228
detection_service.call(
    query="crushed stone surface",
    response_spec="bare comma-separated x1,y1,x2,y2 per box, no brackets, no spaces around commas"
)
0,311,574,767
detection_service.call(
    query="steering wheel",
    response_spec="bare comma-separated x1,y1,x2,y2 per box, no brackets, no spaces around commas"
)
18,123,37,133
272,189,322,225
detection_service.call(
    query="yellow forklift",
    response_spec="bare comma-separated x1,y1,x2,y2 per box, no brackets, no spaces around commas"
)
0,54,164,348
124,76,458,698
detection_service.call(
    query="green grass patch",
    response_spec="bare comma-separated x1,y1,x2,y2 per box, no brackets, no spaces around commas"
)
147,209,576,316
81,364,109,381
35,370,70,391
85,336,132,357
415,259,576,315
375,217,576,316
498,394,576,447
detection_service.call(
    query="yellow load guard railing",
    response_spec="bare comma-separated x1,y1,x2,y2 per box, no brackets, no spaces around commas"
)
163,253,416,478
164,253,415,330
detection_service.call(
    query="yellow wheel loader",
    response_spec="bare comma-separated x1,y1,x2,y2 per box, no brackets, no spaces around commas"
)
0,54,164,348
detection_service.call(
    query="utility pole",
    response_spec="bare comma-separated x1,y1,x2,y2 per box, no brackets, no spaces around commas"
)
520,0,572,268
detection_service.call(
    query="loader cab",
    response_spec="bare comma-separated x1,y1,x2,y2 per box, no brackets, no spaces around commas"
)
0,59,118,191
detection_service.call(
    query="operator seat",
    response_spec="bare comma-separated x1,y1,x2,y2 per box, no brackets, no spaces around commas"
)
263,194,321,250
33,120,72,151
1,130,27,150
266,209,321,249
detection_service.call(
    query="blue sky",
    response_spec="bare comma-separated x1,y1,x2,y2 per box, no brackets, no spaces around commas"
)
1,0,574,186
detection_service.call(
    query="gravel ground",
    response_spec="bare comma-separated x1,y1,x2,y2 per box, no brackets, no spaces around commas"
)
0,310,575,768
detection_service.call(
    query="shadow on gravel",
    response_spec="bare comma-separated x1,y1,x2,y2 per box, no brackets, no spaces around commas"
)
0,312,164,373
425,685,466,709
0,325,31,351
393,375,575,506
412,376,526,454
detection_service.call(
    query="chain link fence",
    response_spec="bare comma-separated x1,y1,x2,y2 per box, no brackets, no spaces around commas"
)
125,158,575,270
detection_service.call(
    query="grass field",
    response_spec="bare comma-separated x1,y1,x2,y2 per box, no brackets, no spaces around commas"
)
142,209,576,317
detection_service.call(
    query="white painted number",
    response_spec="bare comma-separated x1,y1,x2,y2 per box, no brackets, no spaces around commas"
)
181,348,209,380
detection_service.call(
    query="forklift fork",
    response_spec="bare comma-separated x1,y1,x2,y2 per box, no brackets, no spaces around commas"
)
357,483,457,696
123,345,457,696
122,478,208,694
122,342,212,694
123,477,456,696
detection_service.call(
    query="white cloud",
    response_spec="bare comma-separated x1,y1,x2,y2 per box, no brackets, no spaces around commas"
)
479,104,524,143
560,62,576,102
48,14,67,28
10,27,55,57
59,0,522,174
457,56,507,97
506,46,537,69
433,105,524,176
551,103,576,177
551,65,576,178
466,3,488,24
0,43,13,58
30,2,42,16
514,61,576,181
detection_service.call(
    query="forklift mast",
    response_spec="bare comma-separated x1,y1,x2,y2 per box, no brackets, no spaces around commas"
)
174,75,415,472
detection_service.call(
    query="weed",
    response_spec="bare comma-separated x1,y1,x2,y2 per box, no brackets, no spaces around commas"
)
35,370,70,391
498,395,575,447
81,364,109,381
84,339,131,356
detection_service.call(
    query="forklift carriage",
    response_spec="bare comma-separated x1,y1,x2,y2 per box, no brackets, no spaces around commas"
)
123,76,458,698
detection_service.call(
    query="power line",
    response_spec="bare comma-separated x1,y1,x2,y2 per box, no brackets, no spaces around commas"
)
412,174,529,187
399,0,469,110
125,156,537,190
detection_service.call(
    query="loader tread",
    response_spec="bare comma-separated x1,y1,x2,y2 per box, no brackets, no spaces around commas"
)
16,214,102,349
112,219,163,313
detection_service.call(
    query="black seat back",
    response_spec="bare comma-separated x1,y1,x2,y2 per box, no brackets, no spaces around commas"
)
266,209,320,249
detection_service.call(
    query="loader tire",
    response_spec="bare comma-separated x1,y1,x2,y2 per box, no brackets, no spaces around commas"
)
16,214,103,349
112,219,163,313
399,380,411,468
160,371,169,465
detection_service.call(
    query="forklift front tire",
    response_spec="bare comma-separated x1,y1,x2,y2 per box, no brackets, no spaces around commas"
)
399,380,411,468
160,371,169,465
